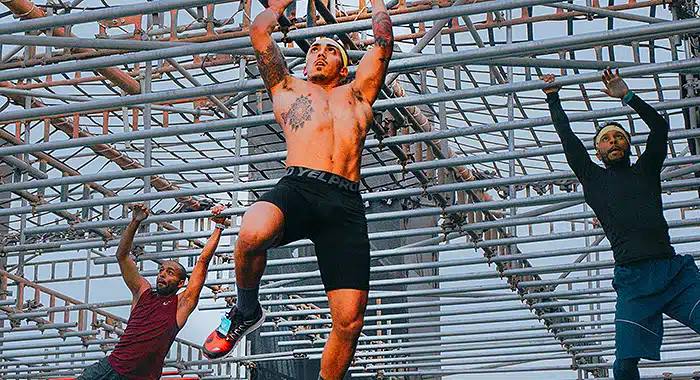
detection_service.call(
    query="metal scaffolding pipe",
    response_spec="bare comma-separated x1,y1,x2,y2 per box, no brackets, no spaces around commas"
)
545,3,665,23
348,361,700,377
0,0,564,89
2,96,699,197
290,325,697,356
0,0,235,35
201,228,699,285
0,330,98,343
0,322,77,334
4,137,698,226
0,338,119,353
208,245,700,297
0,87,214,116
259,295,617,331
257,298,644,338
19,154,700,237
351,339,586,364
7,177,699,257
0,26,698,125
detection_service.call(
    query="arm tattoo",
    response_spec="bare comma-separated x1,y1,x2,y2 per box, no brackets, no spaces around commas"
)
254,41,289,91
372,11,393,49
281,95,314,131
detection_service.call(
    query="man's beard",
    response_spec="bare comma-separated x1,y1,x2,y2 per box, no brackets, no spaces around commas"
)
601,147,631,167
307,63,341,84
309,72,329,82
156,282,178,296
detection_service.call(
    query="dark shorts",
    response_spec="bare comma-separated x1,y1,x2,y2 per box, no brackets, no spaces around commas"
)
259,166,370,292
77,357,128,380
613,254,700,360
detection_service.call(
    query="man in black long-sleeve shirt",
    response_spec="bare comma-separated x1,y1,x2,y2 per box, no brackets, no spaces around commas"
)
543,70,700,380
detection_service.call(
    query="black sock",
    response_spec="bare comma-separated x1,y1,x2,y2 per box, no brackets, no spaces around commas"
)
235,285,260,319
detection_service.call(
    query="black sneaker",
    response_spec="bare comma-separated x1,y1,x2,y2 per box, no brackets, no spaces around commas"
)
202,305,266,359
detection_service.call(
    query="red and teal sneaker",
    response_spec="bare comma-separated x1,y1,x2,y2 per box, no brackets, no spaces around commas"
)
202,305,266,359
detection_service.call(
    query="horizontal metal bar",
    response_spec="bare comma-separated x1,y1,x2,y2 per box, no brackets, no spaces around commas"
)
352,352,574,371
1,53,698,157
290,324,697,357
351,334,700,369
0,0,235,35
2,300,131,320
8,129,700,226
0,339,119,354
0,330,98,343
202,225,700,286
0,338,119,353
9,179,699,257
0,87,214,116
21,153,700,238
546,3,665,23
3,91,699,197
0,0,564,89
212,244,700,299
349,362,700,377
0,322,77,334
259,300,610,339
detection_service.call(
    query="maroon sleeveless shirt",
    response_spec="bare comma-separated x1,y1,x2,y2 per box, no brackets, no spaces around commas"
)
108,288,180,380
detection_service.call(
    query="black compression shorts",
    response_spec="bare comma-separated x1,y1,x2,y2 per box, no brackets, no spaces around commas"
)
258,166,370,292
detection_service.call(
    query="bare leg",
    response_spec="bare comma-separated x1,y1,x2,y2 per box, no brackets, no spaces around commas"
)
319,289,368,380
234,201,284,288
202,201,285,359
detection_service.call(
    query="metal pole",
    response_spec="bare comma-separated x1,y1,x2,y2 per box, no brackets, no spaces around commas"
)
0,0,236,35
10,160,700,237
7,181,700,256
0,57,698,155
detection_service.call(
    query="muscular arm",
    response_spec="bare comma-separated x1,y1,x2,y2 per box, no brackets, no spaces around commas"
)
628,93,669,174
351,0,393,104
176,226,222,327
546,92,597,181
116,220,150,300
251,7,290,95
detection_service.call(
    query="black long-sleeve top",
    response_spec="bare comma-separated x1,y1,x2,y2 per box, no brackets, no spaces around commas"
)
546,92,675,265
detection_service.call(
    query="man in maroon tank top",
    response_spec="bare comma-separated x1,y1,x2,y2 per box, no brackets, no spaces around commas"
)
78,203,227,380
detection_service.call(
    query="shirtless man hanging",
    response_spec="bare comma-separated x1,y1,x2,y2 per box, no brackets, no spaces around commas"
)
202,0,394,379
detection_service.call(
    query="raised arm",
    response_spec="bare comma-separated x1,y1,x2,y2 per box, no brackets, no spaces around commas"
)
251,0,293,96
176,205,226,327
602,68,669,174
351,0,394,104
117,204,151,301
542,75,598,182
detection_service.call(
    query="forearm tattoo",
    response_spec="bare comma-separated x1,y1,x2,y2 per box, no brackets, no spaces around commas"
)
281,95,314,131
372,11,393,49
254,41,289,91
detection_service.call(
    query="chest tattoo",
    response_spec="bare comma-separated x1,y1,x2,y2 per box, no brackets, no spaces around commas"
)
282,95,314,131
